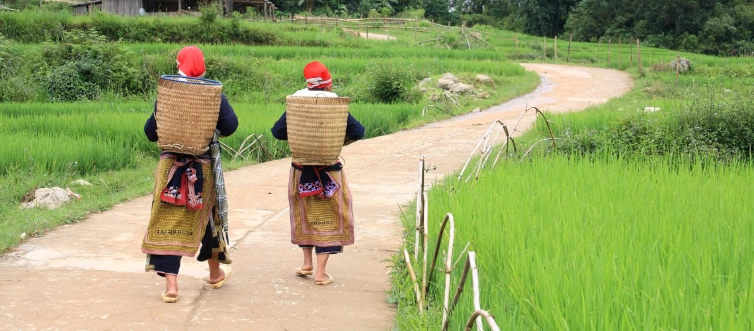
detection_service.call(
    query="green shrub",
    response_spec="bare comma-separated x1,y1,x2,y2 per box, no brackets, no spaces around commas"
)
45,61,101,101
363,63,422,103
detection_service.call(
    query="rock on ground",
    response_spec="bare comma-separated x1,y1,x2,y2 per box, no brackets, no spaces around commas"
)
669,58,691,73
72,179,92,186
450,83,475,95
437,79,455,90
418,77,433,87
20,187,70,210
476,74,493,84
441,72,459,83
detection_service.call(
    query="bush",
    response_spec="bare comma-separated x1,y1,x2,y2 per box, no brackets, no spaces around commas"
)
45,61,101,101
364,63,422,103
40,29,151,100
556,90,754,161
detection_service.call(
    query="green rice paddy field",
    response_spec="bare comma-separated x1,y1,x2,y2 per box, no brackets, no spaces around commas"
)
2,11,754,330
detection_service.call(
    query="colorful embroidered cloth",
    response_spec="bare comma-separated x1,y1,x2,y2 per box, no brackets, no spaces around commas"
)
288,166,354,247
292,163,342,199
142,155,215,257
160,157,206,210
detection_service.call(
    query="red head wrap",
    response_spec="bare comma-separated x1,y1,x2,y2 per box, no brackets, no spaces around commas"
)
176,46,206,78
303,61,332,89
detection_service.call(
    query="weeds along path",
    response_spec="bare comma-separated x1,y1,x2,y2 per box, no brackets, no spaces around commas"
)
0,64,632,330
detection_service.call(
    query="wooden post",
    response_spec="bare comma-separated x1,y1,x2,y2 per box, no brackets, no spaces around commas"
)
366,24,369,39
637,39,643,75
676,54,680,86
263,2,267,22
178,0,182,13
554,36,558,61
543,35,547,58
608,38,611,68
619,39,623,69
305,14,308,26
414,17,417,44
630,37,634,66
515,34,519,57
567,33,572,62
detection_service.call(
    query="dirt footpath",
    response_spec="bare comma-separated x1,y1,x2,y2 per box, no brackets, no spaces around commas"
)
0,64,632,330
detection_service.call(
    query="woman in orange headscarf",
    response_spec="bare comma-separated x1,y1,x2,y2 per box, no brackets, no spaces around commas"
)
271,61,364,285
141,46,238,302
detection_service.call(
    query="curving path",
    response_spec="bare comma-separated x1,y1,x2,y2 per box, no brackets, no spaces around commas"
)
0,64,632,330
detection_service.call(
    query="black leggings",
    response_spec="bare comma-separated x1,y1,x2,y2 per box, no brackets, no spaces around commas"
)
149,221,223,276
298,245,343,255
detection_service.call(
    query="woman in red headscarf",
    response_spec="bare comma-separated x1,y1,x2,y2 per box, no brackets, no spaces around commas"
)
271,61,364,285
141,46,238,303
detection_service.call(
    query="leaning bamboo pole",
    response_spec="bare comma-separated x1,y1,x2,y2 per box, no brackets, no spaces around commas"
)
402,249,424,313
414,157,424,259
420,191,429,303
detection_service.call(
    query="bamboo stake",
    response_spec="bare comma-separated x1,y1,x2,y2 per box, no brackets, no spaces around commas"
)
608,38,612,67
515,33,519,57
567,32,572,62
444,255,471,331
554,36,558,61
442,214,456,328
543,35,547,58
676,53,680,86
420,191,430,303
403,249,424,313
637,39,643,75
414,157,424,259
630,37,634,66
470,252,483,331
619,39,623,69
464,310,501,331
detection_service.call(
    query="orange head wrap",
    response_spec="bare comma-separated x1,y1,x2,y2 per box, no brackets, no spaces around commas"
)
303,61,332,89
176,46,206,78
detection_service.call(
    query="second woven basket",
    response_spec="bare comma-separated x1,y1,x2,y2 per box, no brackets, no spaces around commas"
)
285,96,350,165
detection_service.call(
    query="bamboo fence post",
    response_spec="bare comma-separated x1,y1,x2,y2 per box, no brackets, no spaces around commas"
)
598,39,601,62
443,254,471,331
676,53,680,86
420,191,429,303
464,310,501,331
402,249,424,313
543,35,547,58
628,37,634,67
414,17,417,44
366,24,369,39
608,38,612,68
515,33,519,57
619,39,623,69
554,36,558,61
414,157,424,259
637,39,643,75
567,32,572,62
470,252,483,331
441,214,455,329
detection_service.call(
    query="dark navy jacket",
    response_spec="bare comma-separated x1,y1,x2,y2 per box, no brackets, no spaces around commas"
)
144,94,238,142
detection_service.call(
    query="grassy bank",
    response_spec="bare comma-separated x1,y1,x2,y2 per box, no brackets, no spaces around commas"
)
394,154,754,330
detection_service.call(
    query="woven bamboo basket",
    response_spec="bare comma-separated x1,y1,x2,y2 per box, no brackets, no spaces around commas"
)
285,96,350,165
155,75,223,155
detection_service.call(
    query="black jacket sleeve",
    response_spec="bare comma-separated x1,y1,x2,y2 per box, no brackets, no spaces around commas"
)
346,113,365,140
271,112,288,140
216,94,238,137
144,102,158,142
144,94,238,142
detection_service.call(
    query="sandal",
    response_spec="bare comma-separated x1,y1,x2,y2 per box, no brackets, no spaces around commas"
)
314,274,334,286
161,291,178,303
295,267,314,276
208,265,232,289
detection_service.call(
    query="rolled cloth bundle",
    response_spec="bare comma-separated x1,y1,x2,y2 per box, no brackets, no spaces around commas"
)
285,96,350,165
155,75,223,155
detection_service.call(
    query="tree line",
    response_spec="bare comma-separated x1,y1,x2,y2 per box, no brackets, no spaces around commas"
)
270,0,754,56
